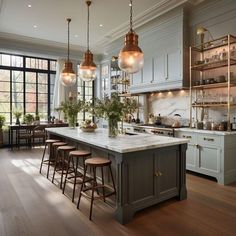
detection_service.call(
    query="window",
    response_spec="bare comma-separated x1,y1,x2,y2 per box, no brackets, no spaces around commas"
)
0,53,56,123
77,65,94,121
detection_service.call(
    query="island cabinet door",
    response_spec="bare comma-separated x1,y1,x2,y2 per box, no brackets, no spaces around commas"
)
155,146,180,201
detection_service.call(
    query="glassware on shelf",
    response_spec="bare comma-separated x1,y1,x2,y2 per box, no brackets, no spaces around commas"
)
230,46,236,59
219,48,228,60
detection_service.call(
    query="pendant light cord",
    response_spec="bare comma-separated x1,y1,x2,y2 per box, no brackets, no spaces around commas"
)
130,0,133,31
87,1,90,51
67,18,71,62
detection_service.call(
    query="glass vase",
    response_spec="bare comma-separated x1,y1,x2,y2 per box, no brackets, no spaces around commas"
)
108,118,119,137
68,115,77,129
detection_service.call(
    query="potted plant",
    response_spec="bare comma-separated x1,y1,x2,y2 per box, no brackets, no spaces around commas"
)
93,93,138,137
13,110,22,125
61,99,84,128
23,114,34,125
0,114,6,147
34,113,40,125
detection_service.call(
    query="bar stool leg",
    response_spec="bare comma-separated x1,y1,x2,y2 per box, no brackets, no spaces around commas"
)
72,157,79,203
62,155,71,194
52,148,60,184
39,143,47,174
77,165,88,209
101,166,106,202
46,143,53,178
60,151,66,189
89,166,96,220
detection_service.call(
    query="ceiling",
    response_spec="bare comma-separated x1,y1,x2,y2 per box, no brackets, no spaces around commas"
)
0,0,194,54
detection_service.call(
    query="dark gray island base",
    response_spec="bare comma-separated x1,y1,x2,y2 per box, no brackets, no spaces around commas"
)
46,127,188,224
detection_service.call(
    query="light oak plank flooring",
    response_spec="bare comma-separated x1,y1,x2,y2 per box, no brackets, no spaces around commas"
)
0,148,236,236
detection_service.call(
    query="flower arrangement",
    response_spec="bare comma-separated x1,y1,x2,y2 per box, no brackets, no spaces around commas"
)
23,114,34,125
13,110,22,124
92,93,138,137
61,99,85,128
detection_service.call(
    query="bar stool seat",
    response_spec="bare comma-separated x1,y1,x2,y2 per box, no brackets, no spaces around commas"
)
52,142,67,147
63,150,91,202
39,139,61,178
77,157,116,220
52,145,76,189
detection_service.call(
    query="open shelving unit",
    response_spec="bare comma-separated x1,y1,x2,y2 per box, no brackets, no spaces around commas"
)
189,34,236,131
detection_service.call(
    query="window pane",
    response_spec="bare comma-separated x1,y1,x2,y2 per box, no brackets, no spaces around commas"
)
26,72,36,83
1,54,11,66
12,71,23,83
26,103,36,113
0,69,10,81
38,93,47,102
50,61,57,71
0,92,10,102
38,73,47,84
0,103,10,112
38,83,47,93
38,103,47,113
50,73,55,84
26,83,36,93
11,56,23,67
12,103,23,111
39,59,48,70
26,93,36,103
12,83,24,92
0,82,10,91
12,92,23,103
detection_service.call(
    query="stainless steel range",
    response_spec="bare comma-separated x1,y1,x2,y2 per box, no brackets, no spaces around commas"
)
135,124,174,137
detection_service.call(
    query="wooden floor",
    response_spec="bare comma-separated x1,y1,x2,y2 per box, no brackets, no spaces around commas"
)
0,148,236,236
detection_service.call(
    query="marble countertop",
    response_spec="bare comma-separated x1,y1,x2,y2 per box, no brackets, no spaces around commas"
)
175,128,236,136
46,127,189,153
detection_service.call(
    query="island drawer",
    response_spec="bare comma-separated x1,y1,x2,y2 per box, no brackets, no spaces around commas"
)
175,131,196,145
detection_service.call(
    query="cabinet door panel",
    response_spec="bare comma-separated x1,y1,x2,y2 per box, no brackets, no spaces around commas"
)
143,57,153,84
167,49,181,82
131,69,143,85
153,53,166,83
186,144,196,169
198,146,221,173
156,147,179,198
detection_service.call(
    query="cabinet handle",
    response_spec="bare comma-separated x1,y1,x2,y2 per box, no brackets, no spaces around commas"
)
183,135,192,139
203,137,214,142
155,171,162,177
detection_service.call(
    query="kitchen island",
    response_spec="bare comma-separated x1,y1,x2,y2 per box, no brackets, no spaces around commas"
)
46,127,188,224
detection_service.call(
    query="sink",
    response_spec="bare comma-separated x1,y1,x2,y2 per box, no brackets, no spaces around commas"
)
125,132,138,136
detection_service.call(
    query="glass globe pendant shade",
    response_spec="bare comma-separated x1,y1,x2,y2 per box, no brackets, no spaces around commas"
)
118,30,144,74
79,50,97,82
60,61,76,86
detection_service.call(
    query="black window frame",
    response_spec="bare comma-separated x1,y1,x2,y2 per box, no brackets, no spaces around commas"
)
0,52,56,124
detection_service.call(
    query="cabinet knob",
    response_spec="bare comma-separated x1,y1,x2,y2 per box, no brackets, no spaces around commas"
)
203,137,214,142
155,171,162,177
183,135,192,139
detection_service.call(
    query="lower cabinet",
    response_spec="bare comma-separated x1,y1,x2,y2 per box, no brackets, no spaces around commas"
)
175,130,236,185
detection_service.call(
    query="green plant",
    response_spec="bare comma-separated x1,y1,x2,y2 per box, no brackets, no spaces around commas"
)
23,114,34,124
54,106,63,120
13,110,22,119
0,114,6,129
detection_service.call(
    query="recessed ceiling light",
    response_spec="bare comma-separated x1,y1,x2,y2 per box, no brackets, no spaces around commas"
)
99,24,103,27
33,25,37,29
74,34,78,38
129,3,132,7
28,4,32,8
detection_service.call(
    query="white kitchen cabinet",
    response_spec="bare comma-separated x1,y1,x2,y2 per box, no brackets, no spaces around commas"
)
153,53,166,83
175,129,236,185
167,49,181,83
142,57,153,84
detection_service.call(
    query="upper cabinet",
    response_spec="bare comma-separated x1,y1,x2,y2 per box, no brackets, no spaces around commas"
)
130,7,188,93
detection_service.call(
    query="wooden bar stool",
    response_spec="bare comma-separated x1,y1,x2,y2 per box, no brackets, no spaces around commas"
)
52,145,76,189
77,157,116,220
62,150,91,202
39,139,60,178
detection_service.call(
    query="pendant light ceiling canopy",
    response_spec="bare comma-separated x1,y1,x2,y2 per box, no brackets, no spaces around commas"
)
118,0,144,74
79,0,97,82
60,18,76,87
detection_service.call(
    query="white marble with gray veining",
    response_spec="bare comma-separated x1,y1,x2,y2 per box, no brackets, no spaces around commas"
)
46,127,189,153
175,128,236,136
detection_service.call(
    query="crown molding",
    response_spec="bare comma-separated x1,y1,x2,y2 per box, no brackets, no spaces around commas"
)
95,0,189,49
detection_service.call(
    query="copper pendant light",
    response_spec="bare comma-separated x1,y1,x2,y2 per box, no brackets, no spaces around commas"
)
79,0,97,82
118,0,144,74
60,18,76,86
